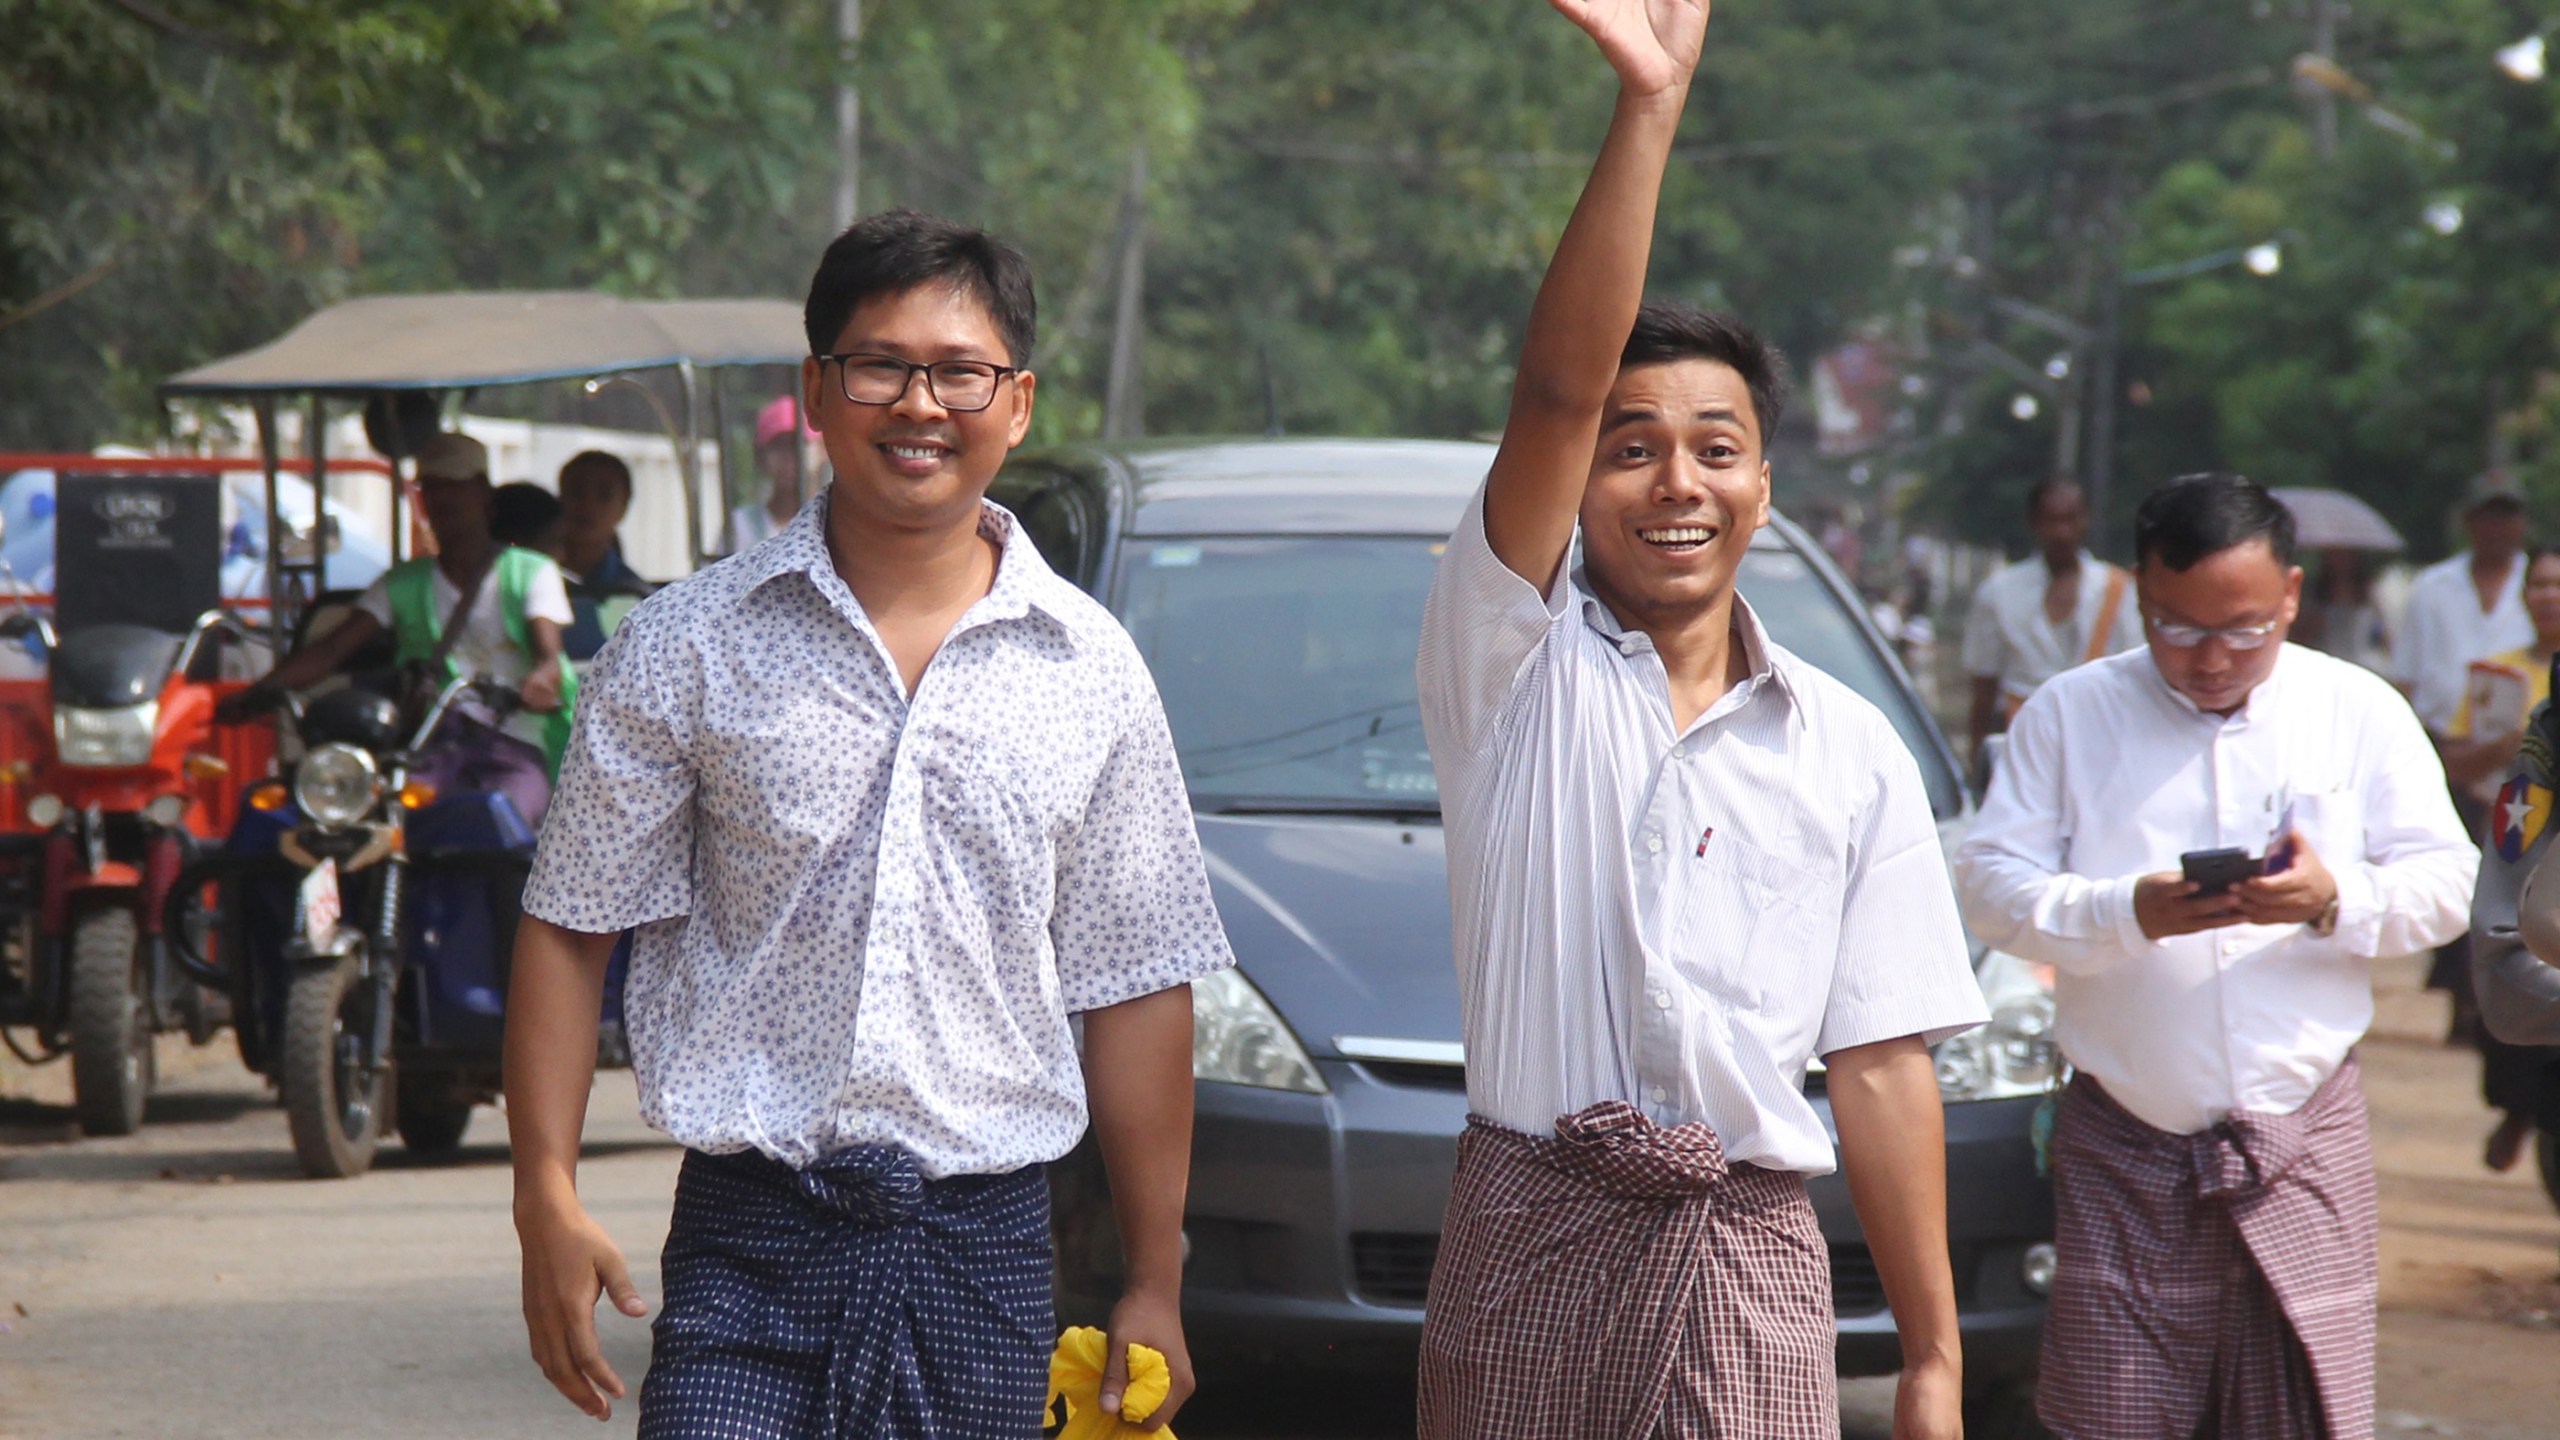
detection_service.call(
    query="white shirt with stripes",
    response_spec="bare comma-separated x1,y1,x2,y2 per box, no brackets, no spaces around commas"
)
1417,487,1987,1175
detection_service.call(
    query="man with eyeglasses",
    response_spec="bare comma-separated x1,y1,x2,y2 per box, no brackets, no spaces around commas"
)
1954,472,2477,1439
504,207,1232,1437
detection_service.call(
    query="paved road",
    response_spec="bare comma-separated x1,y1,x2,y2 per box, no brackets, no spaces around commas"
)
0,1053,1907,1439
8,964,2557,1440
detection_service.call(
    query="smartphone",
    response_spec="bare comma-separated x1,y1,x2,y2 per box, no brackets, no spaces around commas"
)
2180,847,2259,895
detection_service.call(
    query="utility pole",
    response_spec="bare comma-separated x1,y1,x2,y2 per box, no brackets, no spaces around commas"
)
833,0,863,231
1103,139,1149,440
2308,0,2339,157
2082,175,2130,556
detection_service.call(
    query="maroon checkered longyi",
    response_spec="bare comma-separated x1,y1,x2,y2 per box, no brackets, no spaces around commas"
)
1416,1101,1837,1440
2040,1056,2378,1440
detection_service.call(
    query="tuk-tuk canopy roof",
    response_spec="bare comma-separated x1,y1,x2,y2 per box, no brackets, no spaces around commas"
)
160,292,809,398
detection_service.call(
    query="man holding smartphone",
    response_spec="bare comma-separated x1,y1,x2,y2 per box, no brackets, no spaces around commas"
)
1954,473,2477,1440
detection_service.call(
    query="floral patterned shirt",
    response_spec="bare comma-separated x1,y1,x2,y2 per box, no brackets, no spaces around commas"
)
524,493,1233,1177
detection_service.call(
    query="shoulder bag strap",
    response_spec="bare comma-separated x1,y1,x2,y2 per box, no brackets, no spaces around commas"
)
2085,565,2131,666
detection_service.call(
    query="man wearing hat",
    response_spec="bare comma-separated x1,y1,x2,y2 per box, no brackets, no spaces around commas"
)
730,395,819,552
221,431,575,827
2393,470,2535,1036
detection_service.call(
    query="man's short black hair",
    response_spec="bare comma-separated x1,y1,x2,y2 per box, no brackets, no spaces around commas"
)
2134,472,2297,572
802,208,1037,367
1619,302,1789,442
2026,475,2085,518
560,449,632,501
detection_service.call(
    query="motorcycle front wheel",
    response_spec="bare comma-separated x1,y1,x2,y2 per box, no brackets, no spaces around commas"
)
281,952,388,1179
67,907,151,1136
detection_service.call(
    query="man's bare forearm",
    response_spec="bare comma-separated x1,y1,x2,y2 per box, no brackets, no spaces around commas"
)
1482,83,1693,588
504,915,620,1216
1826,1035,1962,1375
1081,985,1196,1296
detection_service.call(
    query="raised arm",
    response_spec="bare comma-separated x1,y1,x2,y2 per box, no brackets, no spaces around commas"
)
1483,0,1710,589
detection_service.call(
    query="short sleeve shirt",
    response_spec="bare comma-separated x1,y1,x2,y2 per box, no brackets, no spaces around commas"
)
1959,552,2143,704
1415,486,1985,1175
523,494,1234,1177
356,553,572,746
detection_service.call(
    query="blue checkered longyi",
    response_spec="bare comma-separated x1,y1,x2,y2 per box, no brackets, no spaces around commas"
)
637,1146,1053,1440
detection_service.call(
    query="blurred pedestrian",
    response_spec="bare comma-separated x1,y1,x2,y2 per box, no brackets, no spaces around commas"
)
2296,548,2392,674
504,209,1229,1436
1955,473,2478,1440
1415,7,1983,1437
2443,547,2560,1173
2394,472,2533,1039
1960,477,2142,768
553,450,644,660
729,394,817,551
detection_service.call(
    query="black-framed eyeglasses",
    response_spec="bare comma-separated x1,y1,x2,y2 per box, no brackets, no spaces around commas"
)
818,353,1020,413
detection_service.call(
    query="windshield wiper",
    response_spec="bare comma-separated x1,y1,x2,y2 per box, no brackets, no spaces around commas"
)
1202,797,1442,822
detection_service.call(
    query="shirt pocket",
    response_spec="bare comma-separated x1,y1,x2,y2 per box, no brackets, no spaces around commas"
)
1668,832,1829,1013
2289,789,2365,871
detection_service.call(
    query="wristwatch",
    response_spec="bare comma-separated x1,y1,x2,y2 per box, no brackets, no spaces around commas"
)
2309,893,2341,938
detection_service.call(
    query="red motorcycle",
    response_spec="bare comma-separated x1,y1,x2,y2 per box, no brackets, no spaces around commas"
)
0,608,254,1132
0,468,265,1134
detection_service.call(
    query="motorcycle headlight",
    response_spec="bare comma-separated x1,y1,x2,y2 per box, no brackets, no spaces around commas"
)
54,702,158,768
1935,947,2060,1103
293,743,380,829
1191,968,1327,1094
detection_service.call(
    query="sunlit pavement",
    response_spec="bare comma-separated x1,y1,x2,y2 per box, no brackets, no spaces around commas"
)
6,967,2551,1440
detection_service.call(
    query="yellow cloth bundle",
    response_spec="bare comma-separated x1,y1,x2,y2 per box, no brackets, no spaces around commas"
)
1044,1325,1174,1439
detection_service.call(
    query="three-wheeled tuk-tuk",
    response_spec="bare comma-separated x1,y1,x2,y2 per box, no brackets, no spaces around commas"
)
155,291,807,1177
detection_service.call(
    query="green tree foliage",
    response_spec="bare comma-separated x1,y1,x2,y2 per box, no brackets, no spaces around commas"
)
4,0,2555,565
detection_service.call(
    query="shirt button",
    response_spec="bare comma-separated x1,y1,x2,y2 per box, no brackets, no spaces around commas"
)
1644,832,1664,854
1653,989,1673,1010
1671,742,1688,760
1649,1085,1669,1103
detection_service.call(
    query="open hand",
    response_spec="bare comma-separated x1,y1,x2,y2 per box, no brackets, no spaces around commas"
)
516,1199,648,1419
1549,0,1710,99
2236,828,2338,928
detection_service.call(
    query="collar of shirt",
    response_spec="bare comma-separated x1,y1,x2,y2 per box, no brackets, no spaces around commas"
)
738,488,1104,653
1567,571,1806,736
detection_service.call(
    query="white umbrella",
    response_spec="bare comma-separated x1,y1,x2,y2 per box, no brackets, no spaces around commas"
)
2271,487,2405,551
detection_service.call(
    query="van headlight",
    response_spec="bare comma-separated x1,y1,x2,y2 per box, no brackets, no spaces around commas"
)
1935,948,2059,1102
1192,967,1327,1094
293,743,380,829
55,702,158,768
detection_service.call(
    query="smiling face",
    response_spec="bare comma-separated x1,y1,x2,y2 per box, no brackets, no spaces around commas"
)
801,281,1036,536
1576,358,1772,632
2137,537,2302,714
